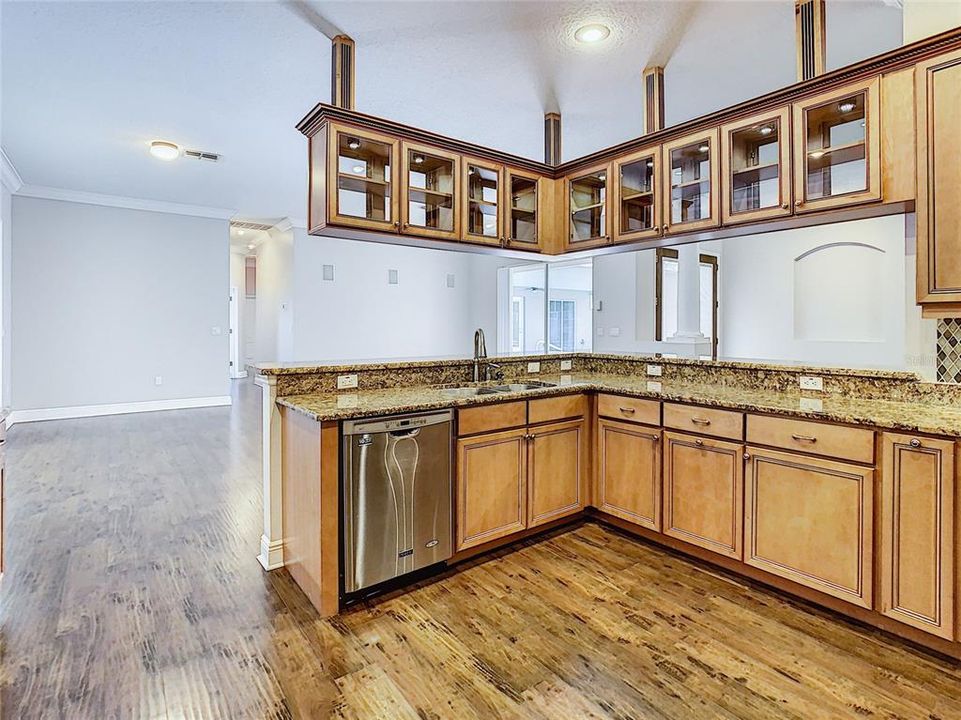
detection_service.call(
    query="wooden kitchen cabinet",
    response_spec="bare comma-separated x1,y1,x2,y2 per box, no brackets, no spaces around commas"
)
400,141,459,240
720,107,792,225
461,157,503,247
596,419,661,531
566,162,612,249
326,123,400,232
745,447,873,608
663,431,743,559
662,128,721,234
505,168,543,251
613,147,660,243
528,418,587,528
456,427,528,551
792,77,881,213
880,433,955,639
916,48,961,313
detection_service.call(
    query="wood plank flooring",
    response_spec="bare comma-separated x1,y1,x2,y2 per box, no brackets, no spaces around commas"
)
2,379,960,719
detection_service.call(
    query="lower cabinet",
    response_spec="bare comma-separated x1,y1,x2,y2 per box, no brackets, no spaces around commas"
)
596,418,662,531
456,427,528,551
663,431,744,560
745,447,873,608
528,419,587,528
880,433,956,639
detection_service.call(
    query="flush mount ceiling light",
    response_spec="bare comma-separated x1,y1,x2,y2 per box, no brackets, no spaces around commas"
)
838,101,856,113
412,154,425,164
574,23,611,43
149,140,179,161
759,125,774,136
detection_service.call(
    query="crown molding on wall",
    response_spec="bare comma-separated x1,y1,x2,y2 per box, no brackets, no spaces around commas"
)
1,147,24,193
15,184,237,220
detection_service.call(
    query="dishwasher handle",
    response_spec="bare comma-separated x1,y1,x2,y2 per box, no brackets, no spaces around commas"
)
343,410,452,436
389,428,421,438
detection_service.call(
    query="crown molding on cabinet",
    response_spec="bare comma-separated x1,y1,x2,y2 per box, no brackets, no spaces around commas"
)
0,147,24,193
14,184,237,220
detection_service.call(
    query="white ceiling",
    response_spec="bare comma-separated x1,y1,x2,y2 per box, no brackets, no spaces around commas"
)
1,0,903,224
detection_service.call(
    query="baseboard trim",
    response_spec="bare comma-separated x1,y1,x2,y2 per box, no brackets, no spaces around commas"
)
258,535,285,571
7,395,233,426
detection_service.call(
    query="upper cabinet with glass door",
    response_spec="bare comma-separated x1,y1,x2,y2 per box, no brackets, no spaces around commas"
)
566,162,611,249
614,148,659,243
462,158,503,247
720,108,792,225
505,168,542,251
662,129,720,234
326,124,399,232
400,142,459,240
792,78,881,213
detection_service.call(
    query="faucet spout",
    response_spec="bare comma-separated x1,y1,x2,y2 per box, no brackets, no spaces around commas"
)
472,329,487,381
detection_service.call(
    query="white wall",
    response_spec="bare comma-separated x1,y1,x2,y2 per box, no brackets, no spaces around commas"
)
253,227,293,363
11,197,229,410
1,182,11,406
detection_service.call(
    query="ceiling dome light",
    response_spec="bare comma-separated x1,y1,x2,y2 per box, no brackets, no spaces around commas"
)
412,154,425,164
759,126,774,136
346,137,361,150
838,101,856,113
574,23,610,43
149,141,179,161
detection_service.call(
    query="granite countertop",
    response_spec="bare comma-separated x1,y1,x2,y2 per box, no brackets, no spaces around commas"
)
277,372,961,438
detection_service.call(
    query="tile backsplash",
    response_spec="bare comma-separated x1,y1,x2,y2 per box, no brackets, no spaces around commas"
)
937,319,961,384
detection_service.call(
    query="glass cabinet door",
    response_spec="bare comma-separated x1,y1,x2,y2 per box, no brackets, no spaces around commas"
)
328,125,399,231
506,169,540,249
662,129,720,233
721,107,791,224
614,149,658,243
793,78,880,212
401,143,458,238
568,163,610,246
462,159,502,245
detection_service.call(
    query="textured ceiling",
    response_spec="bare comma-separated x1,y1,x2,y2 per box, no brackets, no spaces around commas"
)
1,0,902,223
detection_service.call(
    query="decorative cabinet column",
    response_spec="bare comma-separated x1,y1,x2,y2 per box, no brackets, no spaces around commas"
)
669,244,705,343
254,374,285,570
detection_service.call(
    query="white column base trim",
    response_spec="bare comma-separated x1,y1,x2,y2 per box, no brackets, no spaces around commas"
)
7,395,232,426
258,535,285,571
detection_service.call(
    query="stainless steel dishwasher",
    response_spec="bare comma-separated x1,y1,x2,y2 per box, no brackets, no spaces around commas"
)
342,410,453,594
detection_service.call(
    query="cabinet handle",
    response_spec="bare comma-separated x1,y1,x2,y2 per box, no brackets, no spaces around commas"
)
695,439,704,447
910,438,922,448
619,407,636,415
791,434,817,443
691,417,711,426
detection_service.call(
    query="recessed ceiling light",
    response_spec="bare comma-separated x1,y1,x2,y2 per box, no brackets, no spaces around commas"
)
838,101,856,113
346,137,361,150
574,23,610,43
759,126,774,136
413,154,425,164
149,141,179,161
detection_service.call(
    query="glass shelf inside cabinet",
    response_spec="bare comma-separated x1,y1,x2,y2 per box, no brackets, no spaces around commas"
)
670,141,711,224
730,122,780,213
467,164,499,238
620,157,655,234
407,150,455,231
337,134,392,222
510,176,537,242
570,170,607,242
805,93,867,200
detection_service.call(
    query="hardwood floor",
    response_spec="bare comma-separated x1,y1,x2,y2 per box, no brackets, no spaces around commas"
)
2,380,961,719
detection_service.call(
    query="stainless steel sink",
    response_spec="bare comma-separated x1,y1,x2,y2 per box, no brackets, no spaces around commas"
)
439,380,555,398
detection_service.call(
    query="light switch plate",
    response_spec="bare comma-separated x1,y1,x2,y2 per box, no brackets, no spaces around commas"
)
337,374,359,390
646,380,662,392
322,264,334,281
799,375,823,391
646,364,662,377
527,362,541,373
560,359,573,371
388,269,399,285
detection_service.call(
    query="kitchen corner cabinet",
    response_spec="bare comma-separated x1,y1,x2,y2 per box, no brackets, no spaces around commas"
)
456,427,528,551
527,418,587,528
720,107,792,225
880,433,955,639
613,148,660,244
566,162,612,249
596,419,661,530
916,48,961,312
400,142,459,240
663,431,743,559
326,123,400,232
461,157,503,247
745,447,873,608
792,77,881,213
662,128,721,235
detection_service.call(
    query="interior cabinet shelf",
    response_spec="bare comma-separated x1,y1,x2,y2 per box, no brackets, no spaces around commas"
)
621,190,653,201
671,178,710,190
732,162,779,176
409,187,453,199
338,173,389,187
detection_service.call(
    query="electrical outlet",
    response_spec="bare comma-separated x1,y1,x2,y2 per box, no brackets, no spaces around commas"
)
560,374,573,385
527,362,541,373
337,374,359,390
646,364,662,377
646,380,663,392
154,376,163,386
799,375,823,391
560,359,573,371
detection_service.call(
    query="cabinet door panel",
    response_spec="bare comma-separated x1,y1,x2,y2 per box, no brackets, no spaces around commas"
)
461,157,503,247
400,142,459,240
597,420,661,530
745,447,873,608
456,428,527,550
662,128,721,234
326,124,400,232
663,431,743,559
613,147,660,243
720,107,792,225
505,168,543,251
565,162,612,249
881,433,955,639
528,419,586,527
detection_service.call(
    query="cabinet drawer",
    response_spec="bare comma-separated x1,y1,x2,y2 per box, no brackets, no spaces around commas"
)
458,401,526,436
747,414,874,464
664,403,743,440
528,394,585,425
597,394,660,426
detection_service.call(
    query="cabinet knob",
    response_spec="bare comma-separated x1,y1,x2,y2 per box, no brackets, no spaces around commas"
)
795,200,803,207
910,438,922,448
392,221,399,229
662,224,669,232
402,222,409,228
781,203,789,210
743,453,751,461
694,439,704,447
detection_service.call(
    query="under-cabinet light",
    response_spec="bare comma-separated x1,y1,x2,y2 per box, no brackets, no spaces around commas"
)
574,24,611,43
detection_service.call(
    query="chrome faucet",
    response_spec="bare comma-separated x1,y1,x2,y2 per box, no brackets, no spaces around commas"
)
472,329,503,382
